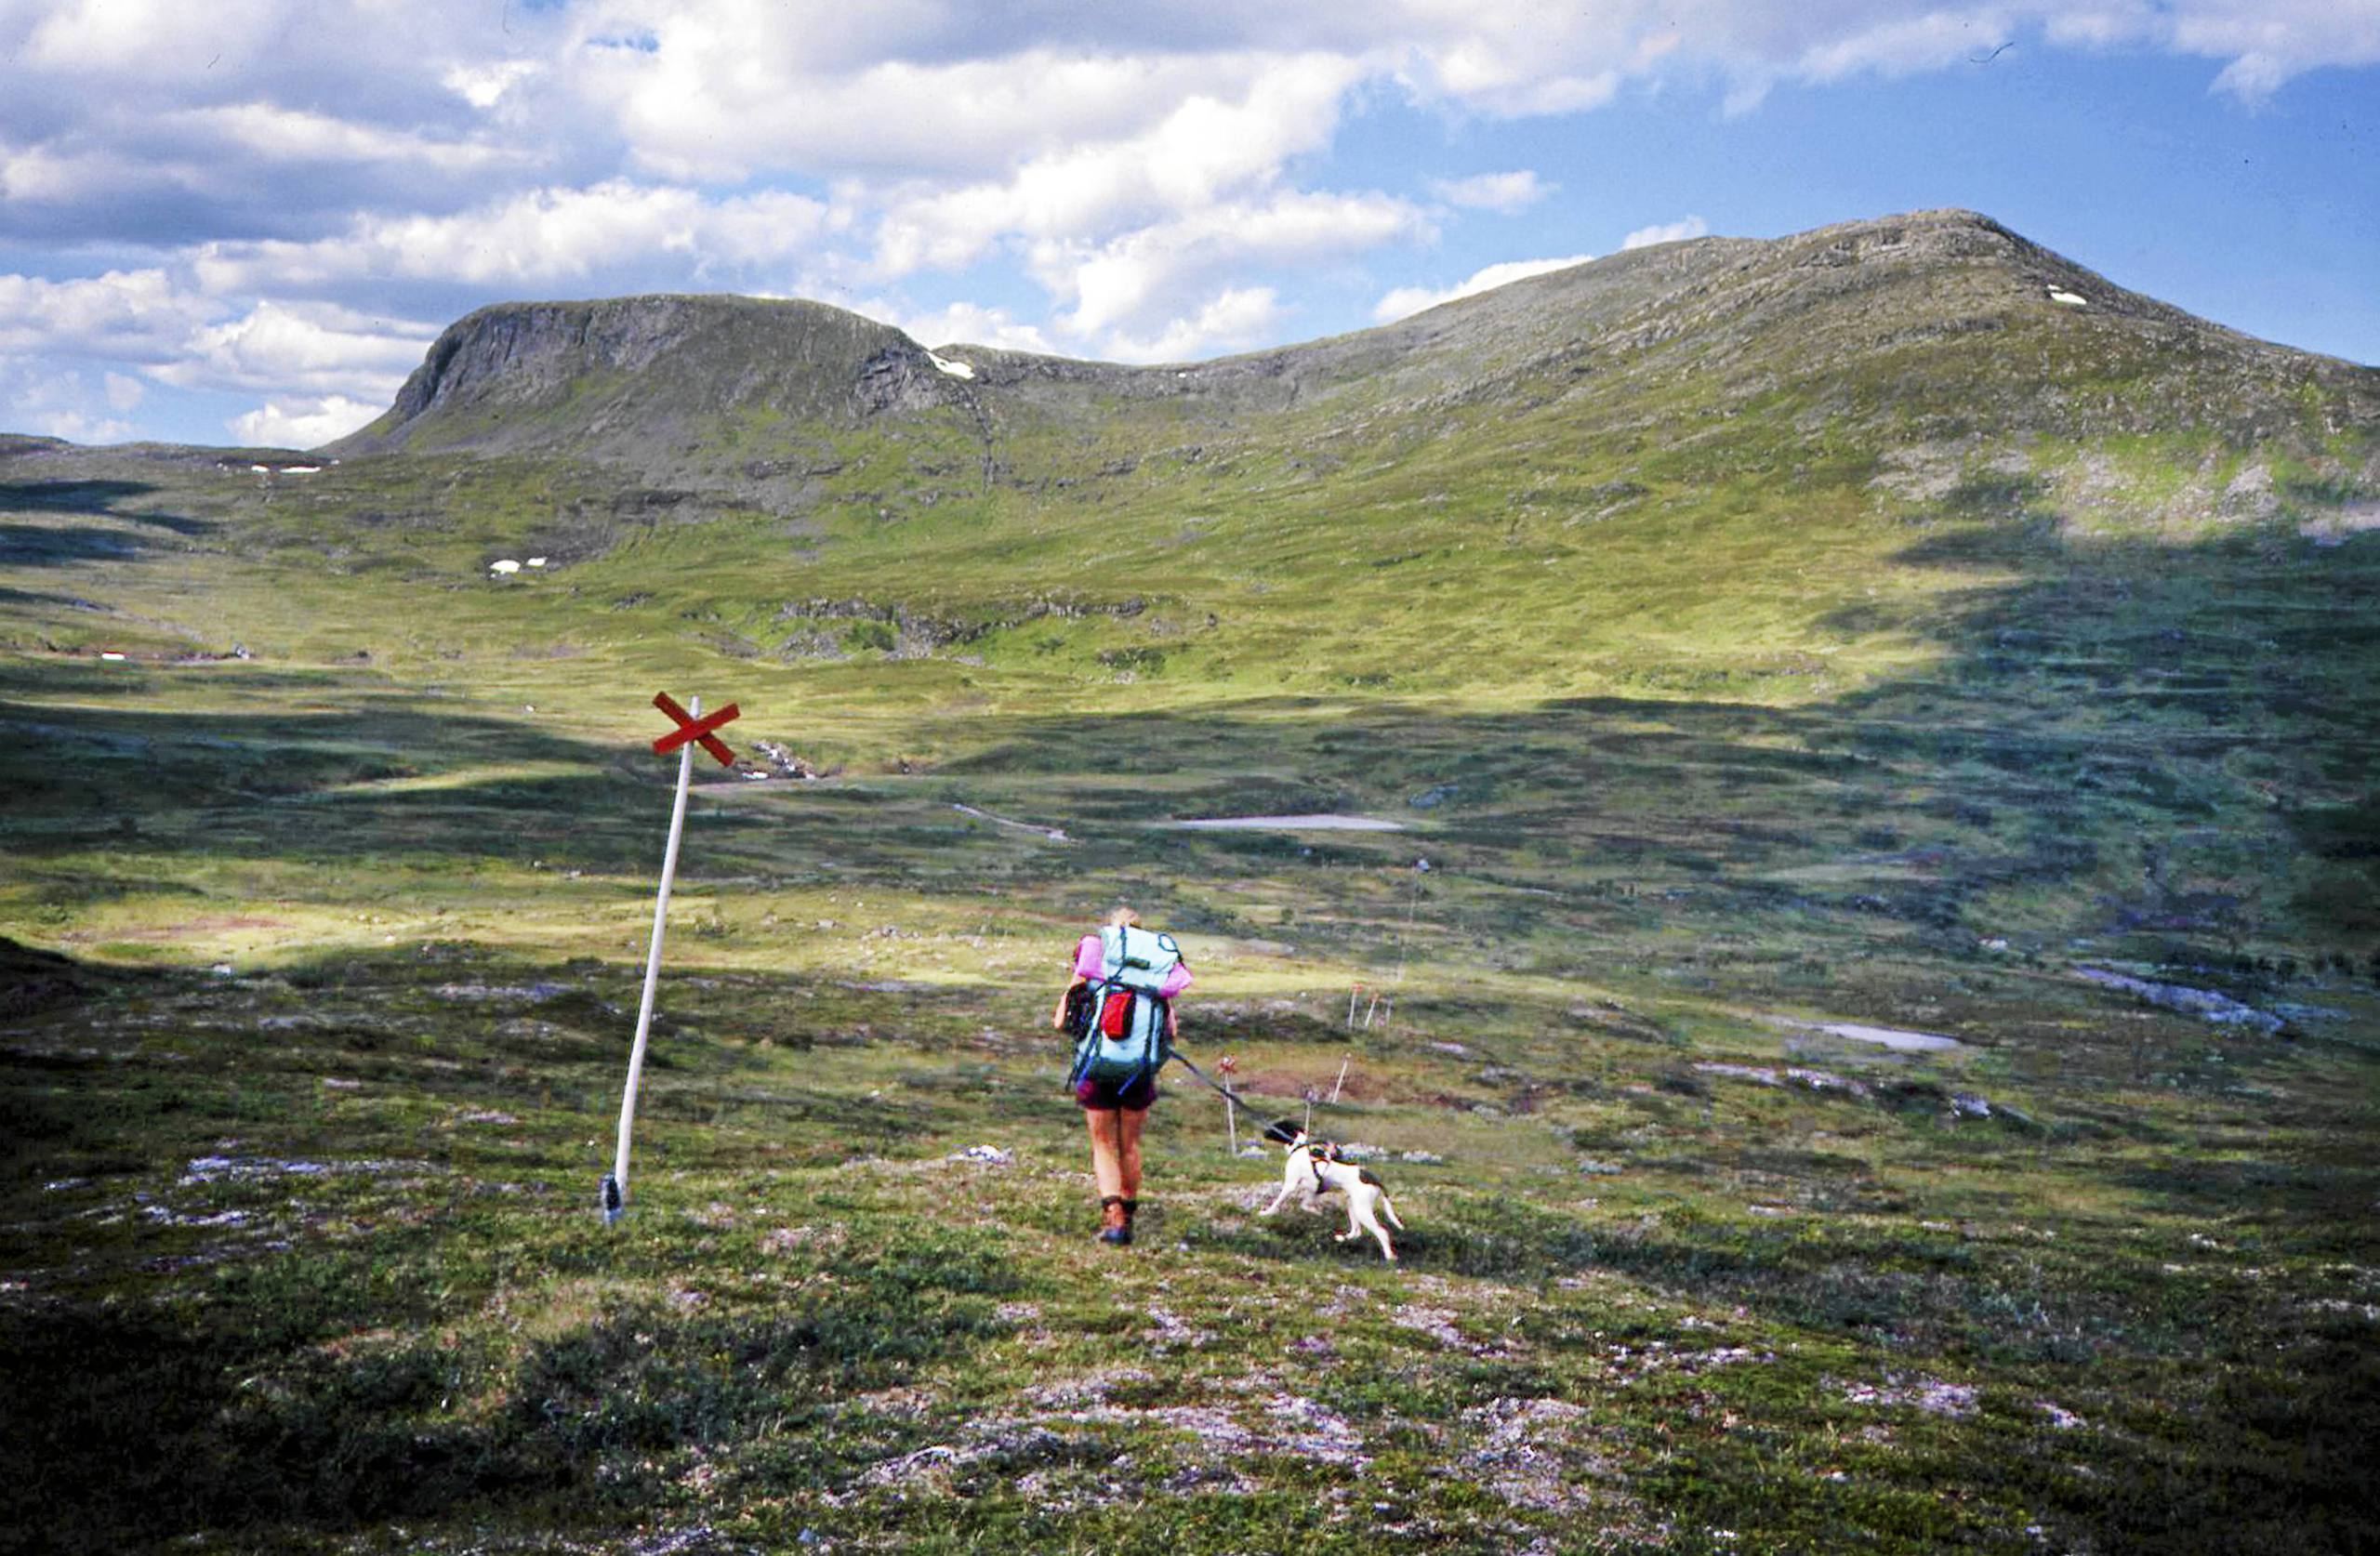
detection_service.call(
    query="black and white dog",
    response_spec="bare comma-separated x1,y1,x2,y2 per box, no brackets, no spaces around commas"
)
1256,1120,1404,1261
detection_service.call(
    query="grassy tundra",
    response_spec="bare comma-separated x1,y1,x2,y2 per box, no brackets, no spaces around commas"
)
4,211,2377,1552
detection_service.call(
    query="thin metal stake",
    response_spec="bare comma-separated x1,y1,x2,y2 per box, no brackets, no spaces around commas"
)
603,694,699,1223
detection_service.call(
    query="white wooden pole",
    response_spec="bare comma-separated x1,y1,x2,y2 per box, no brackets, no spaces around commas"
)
603,694,699,1222
1329,1054,1351,1102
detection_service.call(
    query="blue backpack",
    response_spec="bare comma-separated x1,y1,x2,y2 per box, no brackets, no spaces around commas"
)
1067,924,1183,1088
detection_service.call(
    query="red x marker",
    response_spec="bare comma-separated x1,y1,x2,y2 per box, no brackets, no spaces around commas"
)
651,692,741,766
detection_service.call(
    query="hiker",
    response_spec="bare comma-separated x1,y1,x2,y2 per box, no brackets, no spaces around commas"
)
1053,906,1191,1246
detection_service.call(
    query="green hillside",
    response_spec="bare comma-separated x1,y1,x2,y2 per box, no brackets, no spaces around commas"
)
3,209,2377,1553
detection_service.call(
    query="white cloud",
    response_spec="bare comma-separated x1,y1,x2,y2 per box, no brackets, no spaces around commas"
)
153,300,437,398
1792,12,2023,85
444,59,543,111
103,371,145,412
195,181,834,292
0,140,128,203
581,23,1293,183
0,363,137,444
1385,1,2380,114
1620,215,1709,250
178,102,524,172
2178,0,2380,100
1099,286,1286,363
1049,188,1426,338
23,408,135,443
1372,254,1594,323
0,270,217,359
229,394,383,449
869,52,1365,277
23,0,284,73
885,300,1057,355
1428,170,1553,212
2049,1,2380,99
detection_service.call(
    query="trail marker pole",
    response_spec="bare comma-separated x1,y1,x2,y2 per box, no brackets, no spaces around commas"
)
1219,1054,1239,1156
1329,1054,1351,1103
602,691,742,1223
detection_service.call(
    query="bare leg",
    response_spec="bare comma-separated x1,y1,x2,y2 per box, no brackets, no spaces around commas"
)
1084,1108,1125,1200
1117,1106,1148,1200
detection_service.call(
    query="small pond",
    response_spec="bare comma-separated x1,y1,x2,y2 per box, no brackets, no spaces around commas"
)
1167,814,1408,832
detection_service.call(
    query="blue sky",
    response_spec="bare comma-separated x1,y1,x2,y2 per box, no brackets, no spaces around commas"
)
2,0,2373,449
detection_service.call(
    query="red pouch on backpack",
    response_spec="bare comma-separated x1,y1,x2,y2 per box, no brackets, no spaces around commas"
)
1099,989,1133,1038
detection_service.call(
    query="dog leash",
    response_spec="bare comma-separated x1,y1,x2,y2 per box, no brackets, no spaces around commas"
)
1167,1048,1263,1113
1171,1046,1357,1134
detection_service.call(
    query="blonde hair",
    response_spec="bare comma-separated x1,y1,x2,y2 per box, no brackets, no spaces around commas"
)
1107,906,1141,928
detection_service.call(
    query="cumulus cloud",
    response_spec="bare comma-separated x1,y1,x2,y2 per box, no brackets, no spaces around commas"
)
0,269,216,359
21,0,283,74
2179,0,2380,100
443,59,543,112
177,102,527,173
152,300,437,398
588,36,1291,184
1428,171,1554,212
1372,254,1595,323
1099,286,1286,363
0,363,138,444
0,139,128,204
1620,215,1709,250
229,395,384,449
23,408,135,443
1032,188,1426,341
540,0,2380,147
883,300,1057,355
868,51,1366,278
194,181,836,293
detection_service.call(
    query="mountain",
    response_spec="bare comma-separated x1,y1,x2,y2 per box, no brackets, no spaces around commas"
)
329,209,2377,501
5,207,2377,952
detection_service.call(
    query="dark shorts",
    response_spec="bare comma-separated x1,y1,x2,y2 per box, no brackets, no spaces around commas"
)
1076,1074,1157,1112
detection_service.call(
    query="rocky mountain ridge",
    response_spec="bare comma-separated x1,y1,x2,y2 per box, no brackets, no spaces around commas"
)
323,210,2376,509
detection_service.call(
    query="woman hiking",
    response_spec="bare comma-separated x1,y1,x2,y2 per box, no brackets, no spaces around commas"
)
1053,906,1191,1246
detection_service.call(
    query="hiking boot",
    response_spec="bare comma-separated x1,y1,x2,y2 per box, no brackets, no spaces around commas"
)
1098,1196,1130,1245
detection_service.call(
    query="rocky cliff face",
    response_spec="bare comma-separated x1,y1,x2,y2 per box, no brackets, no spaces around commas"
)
331,295,968,461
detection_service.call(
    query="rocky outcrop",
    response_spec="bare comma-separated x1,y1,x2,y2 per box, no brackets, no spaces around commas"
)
331,295,966,460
